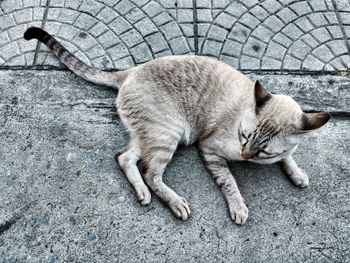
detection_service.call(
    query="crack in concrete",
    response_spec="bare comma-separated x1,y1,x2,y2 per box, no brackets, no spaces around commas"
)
0,218,18,235
0,212,23,236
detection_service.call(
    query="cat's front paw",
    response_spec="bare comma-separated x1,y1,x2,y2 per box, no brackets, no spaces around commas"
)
229,202,249,225
169,196,191,220
289,169,309,188
134,182,152,206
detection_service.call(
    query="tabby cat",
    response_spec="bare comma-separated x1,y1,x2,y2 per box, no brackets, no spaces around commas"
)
24,27,330,224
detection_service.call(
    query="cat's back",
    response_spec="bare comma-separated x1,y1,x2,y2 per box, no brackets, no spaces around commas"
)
118,55,254,119
121,55,252,99
133,55,243,86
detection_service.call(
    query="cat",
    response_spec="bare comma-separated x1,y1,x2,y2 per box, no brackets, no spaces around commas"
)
24,27,330,225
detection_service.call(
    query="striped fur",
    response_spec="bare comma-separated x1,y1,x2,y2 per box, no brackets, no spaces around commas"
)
24,27,126,88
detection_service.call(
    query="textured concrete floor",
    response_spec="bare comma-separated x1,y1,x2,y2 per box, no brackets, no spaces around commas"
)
0,70,349,262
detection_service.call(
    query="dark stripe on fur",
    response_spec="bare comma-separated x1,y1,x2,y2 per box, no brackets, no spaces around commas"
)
24,27,120,89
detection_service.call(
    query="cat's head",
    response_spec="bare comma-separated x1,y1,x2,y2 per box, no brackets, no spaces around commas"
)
238,81,330,164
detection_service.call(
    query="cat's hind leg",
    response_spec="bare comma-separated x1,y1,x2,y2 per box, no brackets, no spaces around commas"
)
141,132,191,220
117,138,152,206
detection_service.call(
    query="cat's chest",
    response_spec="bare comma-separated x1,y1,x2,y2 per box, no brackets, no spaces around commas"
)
218,137,243,161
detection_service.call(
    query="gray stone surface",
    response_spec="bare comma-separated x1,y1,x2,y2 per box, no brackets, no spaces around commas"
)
0,70,349,262
1,0,350,71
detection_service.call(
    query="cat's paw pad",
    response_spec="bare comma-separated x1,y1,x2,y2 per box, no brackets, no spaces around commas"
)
229,202,249,225
290,169,309,188
134,182,151,206
169,196,191,220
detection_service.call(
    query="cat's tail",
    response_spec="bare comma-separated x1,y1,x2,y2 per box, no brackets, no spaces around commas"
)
24,27,126,89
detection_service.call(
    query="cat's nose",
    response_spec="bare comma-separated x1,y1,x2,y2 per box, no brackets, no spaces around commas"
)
241,148,251,160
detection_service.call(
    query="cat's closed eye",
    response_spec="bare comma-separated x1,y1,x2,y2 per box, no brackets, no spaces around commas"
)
239,130,249,145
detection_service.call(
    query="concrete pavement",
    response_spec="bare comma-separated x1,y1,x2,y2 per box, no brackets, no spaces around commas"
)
0,70,349,262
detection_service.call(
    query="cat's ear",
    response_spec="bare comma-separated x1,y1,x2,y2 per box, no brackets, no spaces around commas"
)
300,112,330,131
254,80,272,110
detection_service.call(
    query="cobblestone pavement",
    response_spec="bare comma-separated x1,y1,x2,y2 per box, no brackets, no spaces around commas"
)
1,0,350,71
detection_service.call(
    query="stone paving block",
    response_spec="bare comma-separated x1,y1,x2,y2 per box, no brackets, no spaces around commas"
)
221,39,242,57
277,7,298,23
289,1,312,16
78,0,104,16
72,33,97,51
261,57,282,69
160,21,183,40
202,39,221,56
214,12,235,30
328,39,348,56
303,55,325,70
264,41,287,59
251,25,273,42
33,6,46,20
251,5,269,21
168,36,189,54
143,2,163,18
177,9,193,23
207,25,228,42
0,32,10,46
176,0,193,9
97,30,121,49
89,22,108,37
119,29,143,48
145,32,169,53
220,54,238,68
263,15,284,32
113,55,134,69
109,17,133,36
295,17,315,33
23,0,42,8
313,45,336,63
225,1,247,17
240,55,260,69
13,8,33,24
107,43,130,61
0,14,17,30
243,38,267,58
129,42,153,63
86,45,107,60
288,40,312,60
311,27,333,43
114,0,134,15
134,17,158,37
197,9,212,23
74,13,99,31
65,0,81,9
